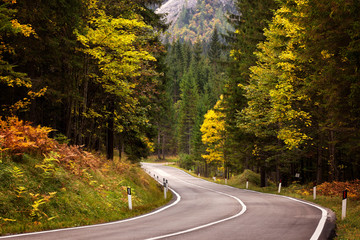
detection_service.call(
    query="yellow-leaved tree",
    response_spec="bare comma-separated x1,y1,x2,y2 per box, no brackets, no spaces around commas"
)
200,97,225,171
0,0,46,115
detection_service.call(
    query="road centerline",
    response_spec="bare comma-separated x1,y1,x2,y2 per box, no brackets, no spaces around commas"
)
144,167,247,240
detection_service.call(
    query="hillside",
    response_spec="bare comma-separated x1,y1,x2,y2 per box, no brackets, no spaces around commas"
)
0,117,170,235
156,0,236,43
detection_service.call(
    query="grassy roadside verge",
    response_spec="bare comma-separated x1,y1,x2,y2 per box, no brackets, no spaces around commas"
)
0,118,172,236
162,161,359,240
0,154,172,236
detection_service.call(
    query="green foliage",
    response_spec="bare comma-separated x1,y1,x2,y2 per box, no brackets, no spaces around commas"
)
35,152,60,178
178,71,199,154
53,133,70,145
231,0,360,183
229,169,261,187
0,0,169,163
221,0,278,176
179,153,194,170
163,37,228,175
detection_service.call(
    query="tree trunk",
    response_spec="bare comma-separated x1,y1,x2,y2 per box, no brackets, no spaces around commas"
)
78,55,89,146
157,127,161,160
106,102,114,160
119,133,125,160
65,97,73,140
204,160,208,177
316,133,324,184
162,134,166,160
260,165,266,187
328,129,339,181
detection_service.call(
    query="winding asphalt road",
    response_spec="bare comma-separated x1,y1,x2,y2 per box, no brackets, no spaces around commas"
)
0,163,335,240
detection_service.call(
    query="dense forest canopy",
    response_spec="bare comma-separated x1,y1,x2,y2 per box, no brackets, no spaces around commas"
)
0,0,166,161
1,0,360,185
160,0,360,184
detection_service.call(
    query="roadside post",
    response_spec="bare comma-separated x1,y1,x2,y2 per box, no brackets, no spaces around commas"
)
225,178,227,185
246,179,249,189
127,187,132,210
163,179,167,199
313,181,317,200
342,190,348,220
278,180,282,193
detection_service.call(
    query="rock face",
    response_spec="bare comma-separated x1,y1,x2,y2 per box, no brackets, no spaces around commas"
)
156,0,234,24
156,0,236,42
156,0,197,25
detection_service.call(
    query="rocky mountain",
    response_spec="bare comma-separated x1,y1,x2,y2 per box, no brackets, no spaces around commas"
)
156,0,236,43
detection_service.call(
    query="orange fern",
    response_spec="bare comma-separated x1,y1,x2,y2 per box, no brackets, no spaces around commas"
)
0,117,55,156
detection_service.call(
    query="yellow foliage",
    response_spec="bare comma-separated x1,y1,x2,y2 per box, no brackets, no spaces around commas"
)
10,19,36,37
0,217,16,222
200,98,225,164
321,50,334,59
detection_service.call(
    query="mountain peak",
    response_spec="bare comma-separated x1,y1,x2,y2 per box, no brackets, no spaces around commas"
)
157,0,236,43
156,0,197,25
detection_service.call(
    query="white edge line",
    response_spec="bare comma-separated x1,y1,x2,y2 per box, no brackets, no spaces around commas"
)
280,195,328,240
239,189,328,240
145,173,247,240
0,179,181,239
167,166,328,240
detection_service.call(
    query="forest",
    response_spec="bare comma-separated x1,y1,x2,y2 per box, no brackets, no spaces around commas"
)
1,0,360,187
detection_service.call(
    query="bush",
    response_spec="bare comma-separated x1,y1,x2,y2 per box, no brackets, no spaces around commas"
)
0,117,55,157
229,169,261,187
179,154,194,170
317,180,360,199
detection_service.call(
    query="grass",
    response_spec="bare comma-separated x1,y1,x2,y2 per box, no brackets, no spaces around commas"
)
143,155,179,164
0,153,172,236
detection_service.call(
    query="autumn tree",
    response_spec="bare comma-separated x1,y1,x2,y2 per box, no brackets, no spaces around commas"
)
201,98,226,175
0,0,43,116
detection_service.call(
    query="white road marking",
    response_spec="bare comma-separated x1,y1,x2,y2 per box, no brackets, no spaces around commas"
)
222,184,328,240
162,166,328,240
280,196,328,240
0,164,328,240
145,170,247,240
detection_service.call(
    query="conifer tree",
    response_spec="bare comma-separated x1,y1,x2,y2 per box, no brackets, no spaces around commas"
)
223,0,277,179
178,71,199,154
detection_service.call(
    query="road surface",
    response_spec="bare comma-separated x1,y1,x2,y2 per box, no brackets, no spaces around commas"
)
0,163,335,240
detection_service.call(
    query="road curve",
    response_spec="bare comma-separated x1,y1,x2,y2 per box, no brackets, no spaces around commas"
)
0,163,335,240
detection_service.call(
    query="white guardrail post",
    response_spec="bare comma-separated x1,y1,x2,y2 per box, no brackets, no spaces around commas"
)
278,180,282,193
163,179,167,199
127,187,132,210
342,190,347,220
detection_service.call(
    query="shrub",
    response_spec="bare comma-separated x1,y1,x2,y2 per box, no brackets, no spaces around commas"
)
317,180,360,199
179,154,194,170
0,117,55,157
229,169,261,187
